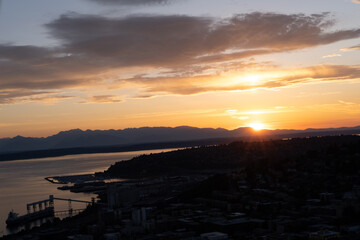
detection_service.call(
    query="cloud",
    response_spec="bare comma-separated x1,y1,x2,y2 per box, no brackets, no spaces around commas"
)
122,65,360,95
0,43,118,101
27,95,73,103
238,116,249,120
225,107,289,121
353,0,360,4
86,0,172,6
0,90,73,104
87,95,123,103
322,53,341,58
338,100,356,105
1,12,360,103
263,65,360,87
341,44,360,51
132,94,156,99
45,12,360,68
0,45,51,61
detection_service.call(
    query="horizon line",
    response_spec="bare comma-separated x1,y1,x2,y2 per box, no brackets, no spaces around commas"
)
2,124,360,140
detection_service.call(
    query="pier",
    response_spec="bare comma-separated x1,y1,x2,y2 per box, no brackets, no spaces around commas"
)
26,197,53,214
6,195,94,227
50,195,93,217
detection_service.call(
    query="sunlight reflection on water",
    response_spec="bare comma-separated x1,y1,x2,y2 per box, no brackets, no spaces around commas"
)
0,148,177,236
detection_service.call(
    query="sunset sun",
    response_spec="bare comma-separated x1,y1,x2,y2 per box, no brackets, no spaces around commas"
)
248,123,266,131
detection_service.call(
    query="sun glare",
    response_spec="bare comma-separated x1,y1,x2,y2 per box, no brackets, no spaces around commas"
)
243,75,262,85
248,123,265,131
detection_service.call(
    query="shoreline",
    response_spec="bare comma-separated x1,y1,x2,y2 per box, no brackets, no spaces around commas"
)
0,138,234,162
2,129,360,162
45,174,96,184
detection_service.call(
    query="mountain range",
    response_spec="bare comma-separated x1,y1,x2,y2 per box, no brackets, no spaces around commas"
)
1,125,360,154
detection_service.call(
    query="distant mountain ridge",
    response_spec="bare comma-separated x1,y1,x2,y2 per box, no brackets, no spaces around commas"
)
1,125,360,154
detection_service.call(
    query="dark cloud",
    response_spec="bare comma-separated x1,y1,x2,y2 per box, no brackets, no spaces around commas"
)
341,44,360,51
0,44,110,91
0,45,51,61
45,12,360,68
45,13,213,67
87,0,171,5
1,12,360,103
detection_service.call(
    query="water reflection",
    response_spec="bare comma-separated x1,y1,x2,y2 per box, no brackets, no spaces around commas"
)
0,148,177,236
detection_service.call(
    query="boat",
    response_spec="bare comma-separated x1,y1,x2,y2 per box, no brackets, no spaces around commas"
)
6,207,54,227
6,210,19,226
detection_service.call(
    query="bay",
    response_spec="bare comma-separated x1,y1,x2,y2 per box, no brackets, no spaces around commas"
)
0,148,177,237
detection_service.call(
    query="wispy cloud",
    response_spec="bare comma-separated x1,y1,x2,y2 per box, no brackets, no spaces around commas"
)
225,107,289,121
340,44,360,51
352,0,360,4
303,101,360,114
86,95,123,103
0,90,73,104
338,100,356,105
121,65,360,95
86,0,174,6
0,123,17,128
322,53,341,58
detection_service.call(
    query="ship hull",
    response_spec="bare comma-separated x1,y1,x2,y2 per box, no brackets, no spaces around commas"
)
6,207,54,227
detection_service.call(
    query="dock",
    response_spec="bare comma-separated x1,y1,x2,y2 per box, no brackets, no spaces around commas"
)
6,195,93,227
6,198,54,227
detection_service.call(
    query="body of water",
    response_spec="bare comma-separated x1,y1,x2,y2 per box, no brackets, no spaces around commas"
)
0,148,176,237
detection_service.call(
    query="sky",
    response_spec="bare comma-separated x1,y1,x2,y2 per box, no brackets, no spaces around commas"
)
0,0,360,138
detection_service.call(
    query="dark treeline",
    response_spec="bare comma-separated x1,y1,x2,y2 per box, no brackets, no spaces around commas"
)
104,135,360,179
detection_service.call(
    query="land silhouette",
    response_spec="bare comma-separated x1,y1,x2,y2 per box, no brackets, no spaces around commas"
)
4,134,360,239
1,125,360,161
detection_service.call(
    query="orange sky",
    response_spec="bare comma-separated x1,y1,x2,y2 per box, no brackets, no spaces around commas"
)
0,0,360,138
